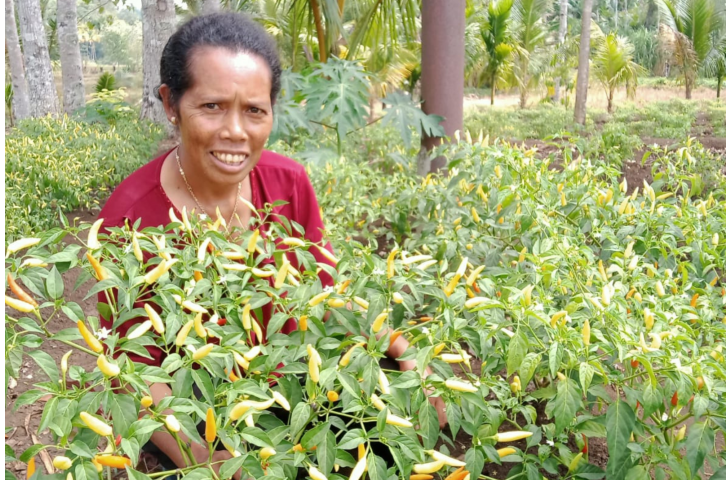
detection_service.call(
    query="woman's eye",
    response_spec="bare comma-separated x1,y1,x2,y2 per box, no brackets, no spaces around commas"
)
204,103,218,110
249,107,262,114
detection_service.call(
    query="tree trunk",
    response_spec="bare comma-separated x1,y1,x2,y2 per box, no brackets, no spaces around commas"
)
140,0,176,124
419,0,465,175
519,57,529,109
309,0,327,63
16,0,60,117
574,0,594,125
607,87,614,113
5,0,31,121
491,73,496,105
57,0,85,114
717,76,722,99
685,73,693,99
553,0,568,104
201,0,221,15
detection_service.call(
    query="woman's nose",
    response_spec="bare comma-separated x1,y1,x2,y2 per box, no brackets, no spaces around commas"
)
222,111,249,141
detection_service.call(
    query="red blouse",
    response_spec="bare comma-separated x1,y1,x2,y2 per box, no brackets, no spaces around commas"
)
97,149,335,367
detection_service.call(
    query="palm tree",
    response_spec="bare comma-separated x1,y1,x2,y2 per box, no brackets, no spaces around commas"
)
703,22,726,98
481,0,515,105
511,0,551,108
656,0,723,99
574,0,594,124
591,33,645,112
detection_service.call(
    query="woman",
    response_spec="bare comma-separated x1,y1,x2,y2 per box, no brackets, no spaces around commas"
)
98,13,446,478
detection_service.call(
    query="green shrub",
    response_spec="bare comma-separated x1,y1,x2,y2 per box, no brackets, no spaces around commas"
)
5,115,164,240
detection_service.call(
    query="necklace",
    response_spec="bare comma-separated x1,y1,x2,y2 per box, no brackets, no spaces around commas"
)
175,147,242,229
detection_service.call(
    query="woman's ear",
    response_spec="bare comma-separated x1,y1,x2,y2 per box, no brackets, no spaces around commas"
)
158,84,178,124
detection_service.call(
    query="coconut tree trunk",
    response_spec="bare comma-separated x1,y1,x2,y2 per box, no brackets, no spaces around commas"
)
201,0,221,15
5,0,31,121
140,0,176,124
419,0,465,175
553,0,568,104
16,0,60,116
519,58,529,108
574,0,594,124
717,75,722,99
685,72,693,99
607,86,614,113
57,0,85,114
309,0,327,63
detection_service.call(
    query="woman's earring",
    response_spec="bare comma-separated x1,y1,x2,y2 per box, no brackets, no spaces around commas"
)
170,116,177,125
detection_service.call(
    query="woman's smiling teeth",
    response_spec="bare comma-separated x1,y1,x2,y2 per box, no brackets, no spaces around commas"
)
213,152,247,164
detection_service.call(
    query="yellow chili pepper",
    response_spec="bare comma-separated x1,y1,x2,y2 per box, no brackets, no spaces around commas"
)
77,321,104,353
193,344,214,361
372,310,389,333
298,315,308,331
275,262,290,289
378,370,391,394
242,304,252,330
353,296,369,310
328,298,346,308
144,259,178,285
281,237,305,247
386,413,413,428
140,396,154,408
445,378,478,393
308,466,328,480
97,355,120,377
193,312,207,338
413,460,445,474
427,450,466,467
87,219,104,250
6,237,41,256
80,412,113,437
309,291,331,307
494,431,533,442
387,248,399,279
272,391,290,411
94,455,131,468
182,300,207,314
205,408,216,443
327,391,339,402
371,393,386,411
582,320,591,346
568,452,583,472
143,304,165,334
52,456,73,471
7,274,38,307
4,295,36,313
497,447,516,458
247,229,260,254
131,233,143,262
260,447,276,460
175,320,193,346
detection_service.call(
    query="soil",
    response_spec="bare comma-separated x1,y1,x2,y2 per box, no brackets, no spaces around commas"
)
6,115,725,478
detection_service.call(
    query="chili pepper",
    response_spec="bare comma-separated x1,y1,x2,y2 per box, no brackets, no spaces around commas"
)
94,455,131,468
182,300,207,314
193,312,207,339
77,321,103,353
308,466,328,480
164,415,181,433
272,391,290,411
655,281,665,298
643,308,654,331
675,425,686,441
386,413,413,428
410,476,433,480
6,237,40,256
464,297,488,309
144,259,178,285
193,343,214,361
392,292,404,304
387,248,399,279
378,370,390,394
389,330,402,345
690,293,699,308
371,394,386,411
281,237,305,247
372,310,389,333
309,291,331,307
80,412,113,437
260,447,276,460
175,320,193,347
53,456,72,471
494,431,533,442
582,320,591,346
308,356,320,383
413,460,445,474
631,359,640,368
4,295,36,313
205,408,216,443
328,298,346,308
510,376,521,394
140,396,153,408
445,378,478,393
568,452,583,472
292,444,304,453
274,261,290,289
353,296,369,310
86,252,108,281
317,245,338,264
247,229,260,254
327,391,339,402
127,320,152,340
349,452,367,480
497,447,516,458
439,353,471,364
696,376,705,390
357,444,366,462
244,346,261,361
26,458,36,478
97,355,120,377
443,467,467,480
142,304,164,334
114,434,122,447
86,219,103,250
7,274,38,307
298,315,308,331
712,233,719,246
427,450,465,467
180,206,192,231
671,391,678,406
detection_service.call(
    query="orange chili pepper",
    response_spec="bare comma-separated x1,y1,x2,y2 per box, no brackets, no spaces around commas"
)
7,274,38,307
389,330,402,345
444,467,467,480
86,252,108,281
194,271,203,282
26,458,36,478
690,293,699,308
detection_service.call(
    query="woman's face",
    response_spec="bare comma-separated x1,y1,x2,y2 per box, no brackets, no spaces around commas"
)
166,47,274,186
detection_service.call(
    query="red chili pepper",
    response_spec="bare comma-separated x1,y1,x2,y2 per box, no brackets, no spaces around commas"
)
671,391,678,406
631,359,639,368
635,401,641,410
581,434,588,454
217,318,227,326
115,434,122,447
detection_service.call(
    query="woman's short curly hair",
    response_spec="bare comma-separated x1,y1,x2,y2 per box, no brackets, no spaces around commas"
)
155,12,282,108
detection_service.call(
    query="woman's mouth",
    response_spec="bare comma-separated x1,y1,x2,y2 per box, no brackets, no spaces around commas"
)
211,151,248,165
